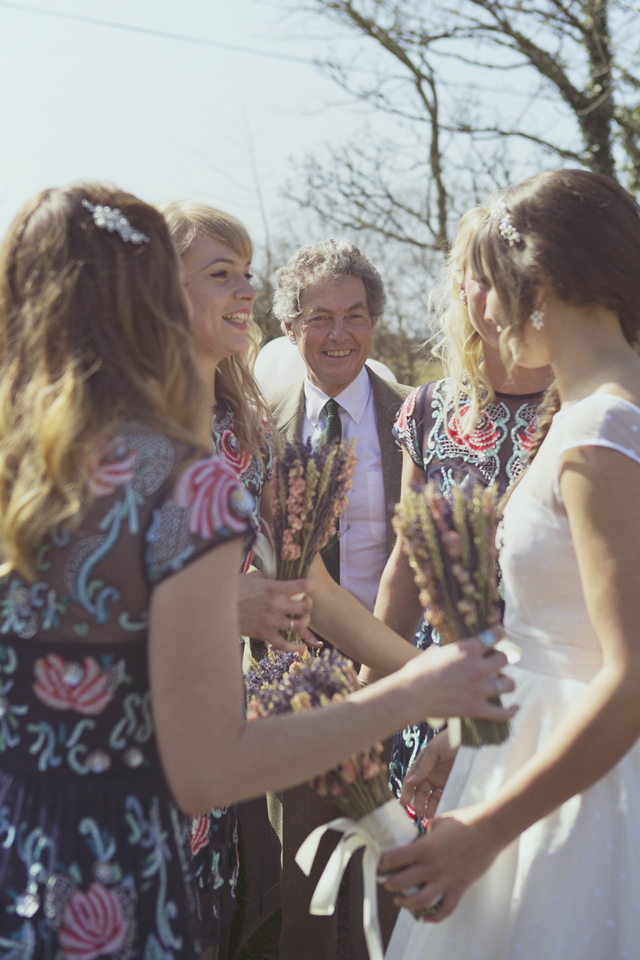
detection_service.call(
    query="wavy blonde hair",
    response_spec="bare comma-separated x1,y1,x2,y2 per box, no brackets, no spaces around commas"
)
0,182,210,580
432,204,494,433
160,201,269,465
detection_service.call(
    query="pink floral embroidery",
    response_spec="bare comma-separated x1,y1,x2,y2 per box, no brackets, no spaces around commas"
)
447,406,500,452
58,883,128,960
175,457,251,538
220,429,252,475
33,656,114,716
395,389,418,438
190,814,210,856
85,437,137,497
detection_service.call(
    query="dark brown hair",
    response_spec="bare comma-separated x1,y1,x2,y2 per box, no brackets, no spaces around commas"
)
470,169,640,350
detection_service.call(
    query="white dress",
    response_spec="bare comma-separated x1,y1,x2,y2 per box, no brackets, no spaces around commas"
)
387,394,640,960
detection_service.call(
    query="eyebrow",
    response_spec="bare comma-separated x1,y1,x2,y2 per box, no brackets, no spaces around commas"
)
200,257,251,270
306,300,368,314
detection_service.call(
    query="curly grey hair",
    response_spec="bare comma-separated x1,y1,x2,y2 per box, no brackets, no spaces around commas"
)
272,239,387,328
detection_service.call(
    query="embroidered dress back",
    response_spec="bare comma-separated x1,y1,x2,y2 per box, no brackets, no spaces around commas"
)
387,394,640,960
0,422,252,958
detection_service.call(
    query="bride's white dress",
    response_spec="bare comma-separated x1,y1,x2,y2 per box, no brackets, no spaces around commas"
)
386,394,640,960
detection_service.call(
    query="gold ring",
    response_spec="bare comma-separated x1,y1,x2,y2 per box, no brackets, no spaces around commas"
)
290,618,295,634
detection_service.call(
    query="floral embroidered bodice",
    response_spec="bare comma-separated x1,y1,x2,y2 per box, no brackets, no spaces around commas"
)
0,422,253,957
394,379,544,497
211,400,272,571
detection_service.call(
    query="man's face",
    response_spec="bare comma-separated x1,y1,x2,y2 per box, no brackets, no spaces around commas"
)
284,276,375,397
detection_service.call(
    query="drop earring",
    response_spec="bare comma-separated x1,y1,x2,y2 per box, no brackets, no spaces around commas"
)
460,288,467,304
529,308,545,330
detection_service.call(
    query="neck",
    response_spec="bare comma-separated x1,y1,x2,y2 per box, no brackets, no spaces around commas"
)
545,302,640,406
482,344,553,396
195,354,218,405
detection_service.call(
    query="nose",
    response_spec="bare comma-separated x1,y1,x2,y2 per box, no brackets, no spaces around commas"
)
327,315,351,338
238,275,257,303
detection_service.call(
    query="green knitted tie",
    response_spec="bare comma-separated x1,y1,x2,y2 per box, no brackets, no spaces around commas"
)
320,399,342,584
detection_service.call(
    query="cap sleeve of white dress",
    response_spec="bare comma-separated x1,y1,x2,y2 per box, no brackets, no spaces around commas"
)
552,394,640,503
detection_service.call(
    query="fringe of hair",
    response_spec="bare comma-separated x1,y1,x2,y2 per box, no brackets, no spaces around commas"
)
160,200,271,466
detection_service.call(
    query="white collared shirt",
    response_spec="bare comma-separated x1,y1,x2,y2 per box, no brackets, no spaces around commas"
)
302,366,387,612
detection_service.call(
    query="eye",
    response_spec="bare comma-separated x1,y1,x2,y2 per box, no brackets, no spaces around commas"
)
245,273,254,281
210,270,229,280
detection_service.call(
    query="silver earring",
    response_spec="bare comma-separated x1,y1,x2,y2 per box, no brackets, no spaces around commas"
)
460,289,467,304
529,308,544,330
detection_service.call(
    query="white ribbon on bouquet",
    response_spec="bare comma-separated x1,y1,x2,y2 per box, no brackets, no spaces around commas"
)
295,799,418,960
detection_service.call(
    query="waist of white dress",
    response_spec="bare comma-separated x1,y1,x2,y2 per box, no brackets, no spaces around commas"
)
506,629,602,682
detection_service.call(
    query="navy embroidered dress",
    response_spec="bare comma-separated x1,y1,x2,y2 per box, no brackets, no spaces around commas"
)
0,422,253,959
185,401,273,947
390,379,544,795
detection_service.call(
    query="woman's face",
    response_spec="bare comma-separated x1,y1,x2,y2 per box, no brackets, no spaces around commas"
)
182,234,257,366
463,268,501,349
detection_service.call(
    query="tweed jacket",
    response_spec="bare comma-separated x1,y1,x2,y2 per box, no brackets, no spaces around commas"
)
266,366,412,558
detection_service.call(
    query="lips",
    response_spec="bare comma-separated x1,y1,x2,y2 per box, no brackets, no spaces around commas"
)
324,350,353,357
223,312,249,327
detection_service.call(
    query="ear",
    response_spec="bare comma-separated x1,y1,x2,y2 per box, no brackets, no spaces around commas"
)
283,321,297,343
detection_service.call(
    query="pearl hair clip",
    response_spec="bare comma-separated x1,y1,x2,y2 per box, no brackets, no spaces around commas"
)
82,200,150,245
491,199,522,246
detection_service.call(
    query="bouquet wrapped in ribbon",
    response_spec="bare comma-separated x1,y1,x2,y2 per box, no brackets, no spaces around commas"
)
245,649,430,959
393,478,510,747
264,435,356,642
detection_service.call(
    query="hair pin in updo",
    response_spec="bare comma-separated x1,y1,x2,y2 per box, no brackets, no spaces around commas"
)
491,198,522,247
82,199,150,245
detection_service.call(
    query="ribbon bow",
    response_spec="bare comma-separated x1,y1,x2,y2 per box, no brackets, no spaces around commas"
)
295,800,417,960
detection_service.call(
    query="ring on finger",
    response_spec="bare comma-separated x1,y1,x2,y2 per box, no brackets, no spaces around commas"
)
424,894,444,916
478,628,496,652
289,618,296,634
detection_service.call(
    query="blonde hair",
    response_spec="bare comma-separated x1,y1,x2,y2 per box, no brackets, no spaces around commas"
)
0,183,211,580
432,204,493,433
160,200,269,465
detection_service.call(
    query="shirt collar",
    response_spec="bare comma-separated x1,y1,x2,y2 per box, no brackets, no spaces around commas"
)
304,366,372,427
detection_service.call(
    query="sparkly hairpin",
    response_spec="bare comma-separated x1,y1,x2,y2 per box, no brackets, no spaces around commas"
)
491,198,522,246
82,199,150,245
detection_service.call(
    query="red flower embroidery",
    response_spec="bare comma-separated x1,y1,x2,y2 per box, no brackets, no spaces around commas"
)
33,656,114,716
85,437,137,497
190,814,210,856
515,418,538,454
58,883,128,960
220,429,252,475
174,457,252,538
447,406,500,453
395,389,418,437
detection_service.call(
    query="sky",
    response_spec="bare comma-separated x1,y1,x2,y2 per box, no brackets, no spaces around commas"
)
0,0,367,246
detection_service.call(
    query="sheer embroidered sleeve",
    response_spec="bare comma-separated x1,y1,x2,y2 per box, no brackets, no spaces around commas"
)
393,386,430,469
145,448,255,587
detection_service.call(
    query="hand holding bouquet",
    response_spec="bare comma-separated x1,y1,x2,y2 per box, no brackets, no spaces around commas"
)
393,478,510,747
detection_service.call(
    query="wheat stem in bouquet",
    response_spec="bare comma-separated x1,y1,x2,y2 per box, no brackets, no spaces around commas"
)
393,479,509,747
270,434,356,641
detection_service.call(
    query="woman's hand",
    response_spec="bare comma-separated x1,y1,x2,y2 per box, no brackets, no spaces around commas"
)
238,571,315,649
400,730,458,819
379,805,502,921
400,633,517,725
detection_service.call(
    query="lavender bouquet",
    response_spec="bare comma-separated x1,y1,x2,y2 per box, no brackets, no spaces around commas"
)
246,648,428,944
393,479,509,747
269,435,357,641
246,648,395,818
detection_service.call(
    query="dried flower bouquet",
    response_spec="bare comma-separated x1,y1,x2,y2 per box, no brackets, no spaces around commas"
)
393,479,510,747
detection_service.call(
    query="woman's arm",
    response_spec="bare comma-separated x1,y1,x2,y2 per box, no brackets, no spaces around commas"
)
149,538,515,815
358,450,428,683
380,445,640,919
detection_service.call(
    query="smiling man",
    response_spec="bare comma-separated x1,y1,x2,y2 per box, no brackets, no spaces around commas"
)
266,239,411,960
268,239,411,611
